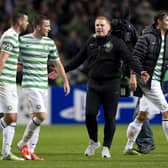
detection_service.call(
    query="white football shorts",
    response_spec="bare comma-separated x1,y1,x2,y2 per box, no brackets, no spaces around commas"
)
0,83,18,113
23,88,48,113
139,80,168,115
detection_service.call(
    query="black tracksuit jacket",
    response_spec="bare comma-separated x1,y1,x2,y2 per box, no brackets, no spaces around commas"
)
133,24,168,88
64,34,143,81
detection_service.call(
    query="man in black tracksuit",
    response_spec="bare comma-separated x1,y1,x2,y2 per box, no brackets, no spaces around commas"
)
64,16,148,158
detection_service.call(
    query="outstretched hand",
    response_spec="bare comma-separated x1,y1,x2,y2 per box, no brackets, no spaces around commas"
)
141,71,150,82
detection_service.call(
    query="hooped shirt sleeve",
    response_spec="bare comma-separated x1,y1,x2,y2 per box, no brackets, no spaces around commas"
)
0,35,15,55
48,39,60,62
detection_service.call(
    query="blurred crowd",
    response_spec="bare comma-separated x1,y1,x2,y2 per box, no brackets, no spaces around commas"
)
0,0,167,85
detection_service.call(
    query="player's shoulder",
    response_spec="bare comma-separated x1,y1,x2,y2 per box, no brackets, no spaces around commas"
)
1,28,17,39
43,36,53,41
42,36,55,45
20,34,33,43
5,28,16,35
20,33,32,40
0,28,18,45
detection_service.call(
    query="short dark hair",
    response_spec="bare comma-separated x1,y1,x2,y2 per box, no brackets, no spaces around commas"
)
154,10,168,25
95,16,111,25
33,15,50,28
11,12,27,25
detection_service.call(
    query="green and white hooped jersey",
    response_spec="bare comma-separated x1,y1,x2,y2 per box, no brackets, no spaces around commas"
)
0,28,19,84
19,34,59,89
152,35,165,81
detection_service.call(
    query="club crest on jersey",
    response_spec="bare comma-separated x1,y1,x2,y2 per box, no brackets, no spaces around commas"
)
25,44,30,48
104,41,113,52
42,45,49,52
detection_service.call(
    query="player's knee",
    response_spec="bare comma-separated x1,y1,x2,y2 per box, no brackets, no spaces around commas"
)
33,112,46,122
37,113,46,122
162,111,168,119
136,112,148,121
4,113,17,124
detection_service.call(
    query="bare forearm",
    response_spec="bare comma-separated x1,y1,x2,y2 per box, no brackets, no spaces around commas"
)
54,60,70,95
55,60,69,83
0,51,8,74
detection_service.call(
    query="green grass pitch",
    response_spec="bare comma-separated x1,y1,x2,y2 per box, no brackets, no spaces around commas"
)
0,125,168,168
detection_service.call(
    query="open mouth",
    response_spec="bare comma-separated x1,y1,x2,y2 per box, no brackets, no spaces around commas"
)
97,30,103,33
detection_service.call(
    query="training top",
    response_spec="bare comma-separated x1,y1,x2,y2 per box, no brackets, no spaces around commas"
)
0,28,19,84
19,33,59,89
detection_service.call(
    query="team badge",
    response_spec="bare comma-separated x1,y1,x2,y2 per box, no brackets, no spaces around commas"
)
7,106,12,111
36,105,41,110
104,42,113,52
2,42,13,51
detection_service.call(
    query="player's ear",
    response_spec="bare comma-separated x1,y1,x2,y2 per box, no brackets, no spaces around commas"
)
36,25,41,31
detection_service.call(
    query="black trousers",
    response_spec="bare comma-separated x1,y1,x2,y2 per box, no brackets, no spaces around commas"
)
85,78,120,148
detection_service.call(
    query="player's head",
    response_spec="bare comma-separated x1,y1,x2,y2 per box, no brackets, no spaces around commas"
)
95,16,111,37
11,11,29,32
154,10,168,31
33,15,51,37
